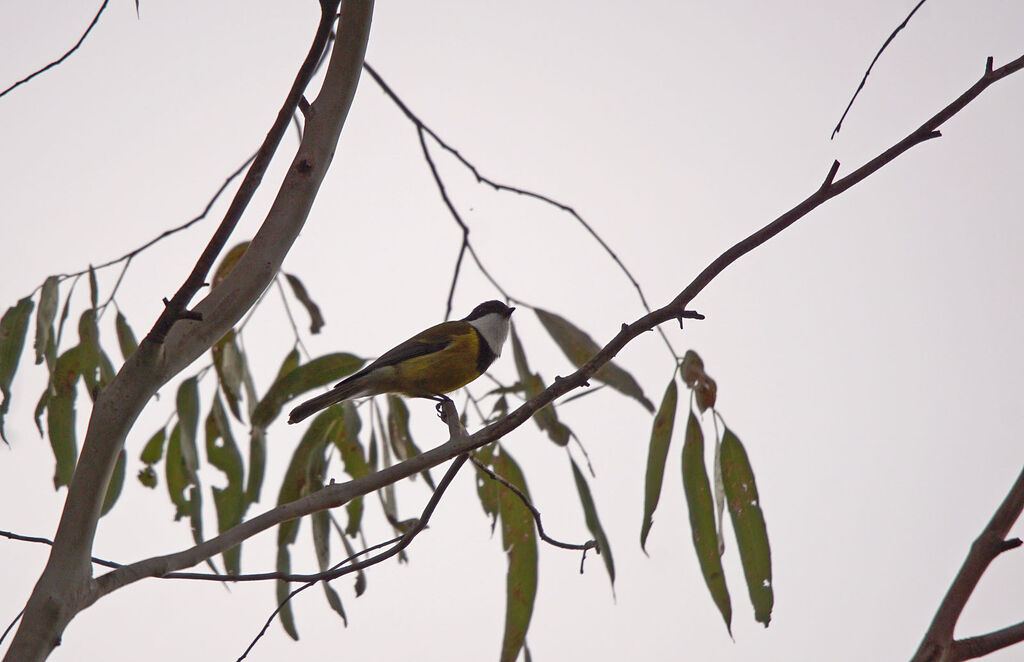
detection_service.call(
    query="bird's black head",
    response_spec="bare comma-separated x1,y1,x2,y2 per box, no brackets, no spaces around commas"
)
463,300,515,321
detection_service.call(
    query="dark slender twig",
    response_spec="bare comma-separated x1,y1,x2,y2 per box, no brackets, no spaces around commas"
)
238,453,470,660
362,61,678,358
0,610,24,649
952,619,1024,661
470,455,597,553
831,0,929,139
910,462,1024,662
274,276,310,359
144,4,338,345
0,0,109,99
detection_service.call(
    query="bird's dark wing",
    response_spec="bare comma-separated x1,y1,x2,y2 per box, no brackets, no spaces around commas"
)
335,322,454,386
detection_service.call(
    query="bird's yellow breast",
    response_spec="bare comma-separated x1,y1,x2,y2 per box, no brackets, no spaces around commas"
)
388,325,482,397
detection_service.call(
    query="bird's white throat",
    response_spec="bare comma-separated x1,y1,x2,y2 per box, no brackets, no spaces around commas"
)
468,312,511,355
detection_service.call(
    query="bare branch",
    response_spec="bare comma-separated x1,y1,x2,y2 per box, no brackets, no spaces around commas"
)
831,0,930,139
910,463,1024,662
82,55,1024,609
0,1,109,99
362,62,679,358
470,455,597,554
238,452,470,660
953,620,1024,661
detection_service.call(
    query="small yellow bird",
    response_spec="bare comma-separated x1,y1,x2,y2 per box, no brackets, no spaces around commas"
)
288,300,515,424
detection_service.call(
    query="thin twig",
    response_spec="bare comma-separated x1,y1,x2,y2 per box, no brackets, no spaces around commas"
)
362,61,678,358
831,0,929,139
0,0,109,99
470,455,596,553
911,462,1024,662
274,276,310,359
237,453,470,660
0,610,23,649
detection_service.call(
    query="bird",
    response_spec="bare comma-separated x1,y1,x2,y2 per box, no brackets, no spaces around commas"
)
288,300,515,424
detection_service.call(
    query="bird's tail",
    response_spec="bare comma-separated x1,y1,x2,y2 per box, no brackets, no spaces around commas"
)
288,378,369,425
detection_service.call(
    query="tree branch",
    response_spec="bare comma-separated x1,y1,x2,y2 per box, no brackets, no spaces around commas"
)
910,464,1024,662
0,1,109,99
3,3,375,660
84,54,1024,607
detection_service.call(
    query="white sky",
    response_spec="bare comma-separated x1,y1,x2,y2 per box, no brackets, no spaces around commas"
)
2,2,1024,661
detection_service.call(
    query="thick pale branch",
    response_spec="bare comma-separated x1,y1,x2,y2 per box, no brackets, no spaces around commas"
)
3,3,374,661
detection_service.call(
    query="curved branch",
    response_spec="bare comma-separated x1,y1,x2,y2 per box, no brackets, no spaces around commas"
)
3,3,375,661
88,54,1024,604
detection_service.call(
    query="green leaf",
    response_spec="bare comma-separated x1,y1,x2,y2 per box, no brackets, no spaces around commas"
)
138,465,157,488
640,378,679,551
48,345,83,488
509,324,570,446
165,423,189,520
207,395,245,574
87,265,99,309
473,443,500,533
721,427,773,627
535,308,654,412
276,547,300,640
54,276,76,350
213,242,249,288
140,427,167,465
312,509,347,624
570,458,615,590
284,273,325,334
274,409,337,640
681,411,732,634
386,395,435,489
0,297,35,443
34,276,59,367
492,445,538,662
176,377,200,482
101,449,126,517
212,330,244,421
115,311,138,362
76,309,101,400
330,402,367,536
245,426,266,508
251,352,364,428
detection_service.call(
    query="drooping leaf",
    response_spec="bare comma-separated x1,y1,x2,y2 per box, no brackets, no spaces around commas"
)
34,276,59,367
721,427,773,627
140,427,167,465
100,449,126,517
492,445,538,662
87,265,99,309
275,408,337,639
284,273,325,334
338,528,367,596
211,330,244,421
276,547,300,640
509,324,570,446
251,353,364,428
165,423,189,519
76,309,102,400
695,375,717,413
176,377,200,482
54,275,77,350
386,394,434,489
640,377,678,551
48,345,83,488
114,311,138,362
0,297,35,443
213,241,249,288
680,350,705,388
473,443,500,533
535,307,654,412
682,411,732,634
312,507,347,624
207,395,245,574
245,427,266,507
570,458,615,590
330,402,367,536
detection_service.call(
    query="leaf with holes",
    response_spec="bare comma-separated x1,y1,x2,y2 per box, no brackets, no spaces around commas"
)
682,411,732,634
721,427,773,627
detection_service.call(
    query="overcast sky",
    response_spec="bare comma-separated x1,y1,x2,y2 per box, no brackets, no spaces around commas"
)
2,2,1024,661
